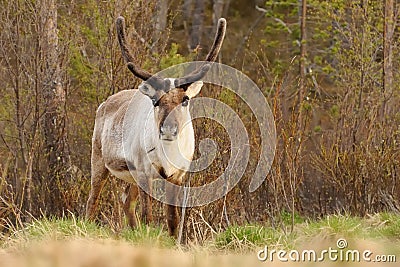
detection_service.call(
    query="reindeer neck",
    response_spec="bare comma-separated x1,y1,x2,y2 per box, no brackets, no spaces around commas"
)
155,121,194,177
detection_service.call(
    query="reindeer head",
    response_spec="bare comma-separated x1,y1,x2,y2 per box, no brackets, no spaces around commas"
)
116,16,226,142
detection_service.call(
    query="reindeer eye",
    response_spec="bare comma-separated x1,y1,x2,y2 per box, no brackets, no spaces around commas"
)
182,96,189,107
152,98,159,107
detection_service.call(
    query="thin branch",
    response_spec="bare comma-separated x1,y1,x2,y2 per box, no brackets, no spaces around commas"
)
232,6,265,63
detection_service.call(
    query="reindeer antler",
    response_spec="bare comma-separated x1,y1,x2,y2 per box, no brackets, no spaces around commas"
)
175,18,227,89
117,16,227,90
205,18,227,62
116,17,156,81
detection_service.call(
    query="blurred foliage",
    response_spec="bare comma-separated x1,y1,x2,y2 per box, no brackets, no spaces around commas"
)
159,43,187,69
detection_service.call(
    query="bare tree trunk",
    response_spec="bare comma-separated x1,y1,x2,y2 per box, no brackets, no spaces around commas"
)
299,0,307,105
222,0,231,18
189,0,204,51
352,0,367,152
40,0,70,215
296,0,307,139
213,0,224,26
183,0,193,22
10,3,31,214
153,0,168,48
382,0,395,117
182,0,192,51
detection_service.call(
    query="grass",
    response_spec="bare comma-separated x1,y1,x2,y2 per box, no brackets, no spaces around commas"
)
2,213,400,250
1,215,107,250
1,213,399,266
299,213,400,241
215,224,295,251
119,224,175,248
0,214,174,251
375,212,400,238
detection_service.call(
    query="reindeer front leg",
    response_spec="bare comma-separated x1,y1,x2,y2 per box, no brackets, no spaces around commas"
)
165,186,179,236
166,203,179,237
165,172,184,237
139,188,153,224
136,173,153,225
122,184,139,228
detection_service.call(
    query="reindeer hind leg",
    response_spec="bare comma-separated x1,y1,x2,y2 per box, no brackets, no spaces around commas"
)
86,145,109,220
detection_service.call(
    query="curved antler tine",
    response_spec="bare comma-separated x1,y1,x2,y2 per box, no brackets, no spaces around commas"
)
127,63,158,84
175,18,226,90
205,18,226,62
174,64,211,88
116,16,153,81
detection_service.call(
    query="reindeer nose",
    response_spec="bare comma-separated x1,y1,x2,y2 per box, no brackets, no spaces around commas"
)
160,123,178,140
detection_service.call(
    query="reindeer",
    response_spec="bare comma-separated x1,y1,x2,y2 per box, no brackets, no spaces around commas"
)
85,16,226,236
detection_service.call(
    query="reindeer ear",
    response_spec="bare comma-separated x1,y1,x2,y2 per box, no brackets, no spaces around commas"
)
185,81,203,98
139,82,157,98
